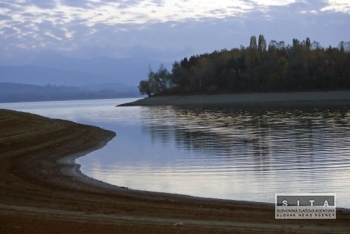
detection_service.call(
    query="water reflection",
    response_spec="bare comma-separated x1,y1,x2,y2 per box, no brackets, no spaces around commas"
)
88,104,348,207
140,106,350,173
3,99,350,207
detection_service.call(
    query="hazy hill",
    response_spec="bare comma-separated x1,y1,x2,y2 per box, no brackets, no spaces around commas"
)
0,52,170,101
0,65,114,86
29,52,172,86
0,82,79,94
0,82,141,103
79,83,138,93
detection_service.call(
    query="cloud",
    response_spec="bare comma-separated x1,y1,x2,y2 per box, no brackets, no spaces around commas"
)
0,0,349,64
0,26,17,37
59,0,89,8
0,14,11,21
322,0,350,13
26,0,56,9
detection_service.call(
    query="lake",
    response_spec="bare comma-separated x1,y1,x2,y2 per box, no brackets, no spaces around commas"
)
1,98,350,208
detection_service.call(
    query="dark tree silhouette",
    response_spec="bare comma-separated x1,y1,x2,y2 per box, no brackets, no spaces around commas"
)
139,36,350,96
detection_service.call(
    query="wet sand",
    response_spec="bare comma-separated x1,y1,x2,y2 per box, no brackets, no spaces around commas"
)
118,91,350,107
0,108,350,233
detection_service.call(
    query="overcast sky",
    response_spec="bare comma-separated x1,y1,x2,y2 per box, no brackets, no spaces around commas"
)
0,0,349,64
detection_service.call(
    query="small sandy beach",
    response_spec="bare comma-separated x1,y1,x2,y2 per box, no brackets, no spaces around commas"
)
1,108,350,233
118,91,350,107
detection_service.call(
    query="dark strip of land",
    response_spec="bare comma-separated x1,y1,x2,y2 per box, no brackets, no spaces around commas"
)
118,91,350,107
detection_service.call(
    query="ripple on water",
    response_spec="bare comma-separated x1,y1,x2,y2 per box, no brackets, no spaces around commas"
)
2,99,350,207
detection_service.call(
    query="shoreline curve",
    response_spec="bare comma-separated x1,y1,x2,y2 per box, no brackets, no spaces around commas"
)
1,108,350,233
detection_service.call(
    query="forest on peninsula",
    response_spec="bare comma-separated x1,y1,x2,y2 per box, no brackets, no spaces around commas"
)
139,35,350,96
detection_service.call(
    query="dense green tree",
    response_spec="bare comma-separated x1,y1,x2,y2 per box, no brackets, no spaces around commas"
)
258,35,267,52
138,36,350,96
138,80,152,96
249,36,257,49
138,64,171,96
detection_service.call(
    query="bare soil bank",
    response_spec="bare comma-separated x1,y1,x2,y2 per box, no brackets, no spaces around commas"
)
118,91,350,107
0,109,350,233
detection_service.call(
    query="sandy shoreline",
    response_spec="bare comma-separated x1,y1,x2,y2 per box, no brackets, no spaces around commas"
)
1,109,350,233
118,91,350,107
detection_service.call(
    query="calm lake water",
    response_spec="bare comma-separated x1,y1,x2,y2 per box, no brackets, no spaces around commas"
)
1,98,350,208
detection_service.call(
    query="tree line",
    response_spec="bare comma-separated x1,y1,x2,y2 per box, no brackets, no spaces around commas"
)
139,35,350,96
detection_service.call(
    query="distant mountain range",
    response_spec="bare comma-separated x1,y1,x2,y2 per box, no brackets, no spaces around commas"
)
0,52,171,102
0,55,171,86
29,52,171,86
0,82,80,94
0,82,141,103
0,65,109,86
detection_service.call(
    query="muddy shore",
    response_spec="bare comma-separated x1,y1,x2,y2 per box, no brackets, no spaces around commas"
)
0,108,350,233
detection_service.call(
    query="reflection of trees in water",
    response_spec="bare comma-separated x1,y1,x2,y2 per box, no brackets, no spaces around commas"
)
140,106,350,171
